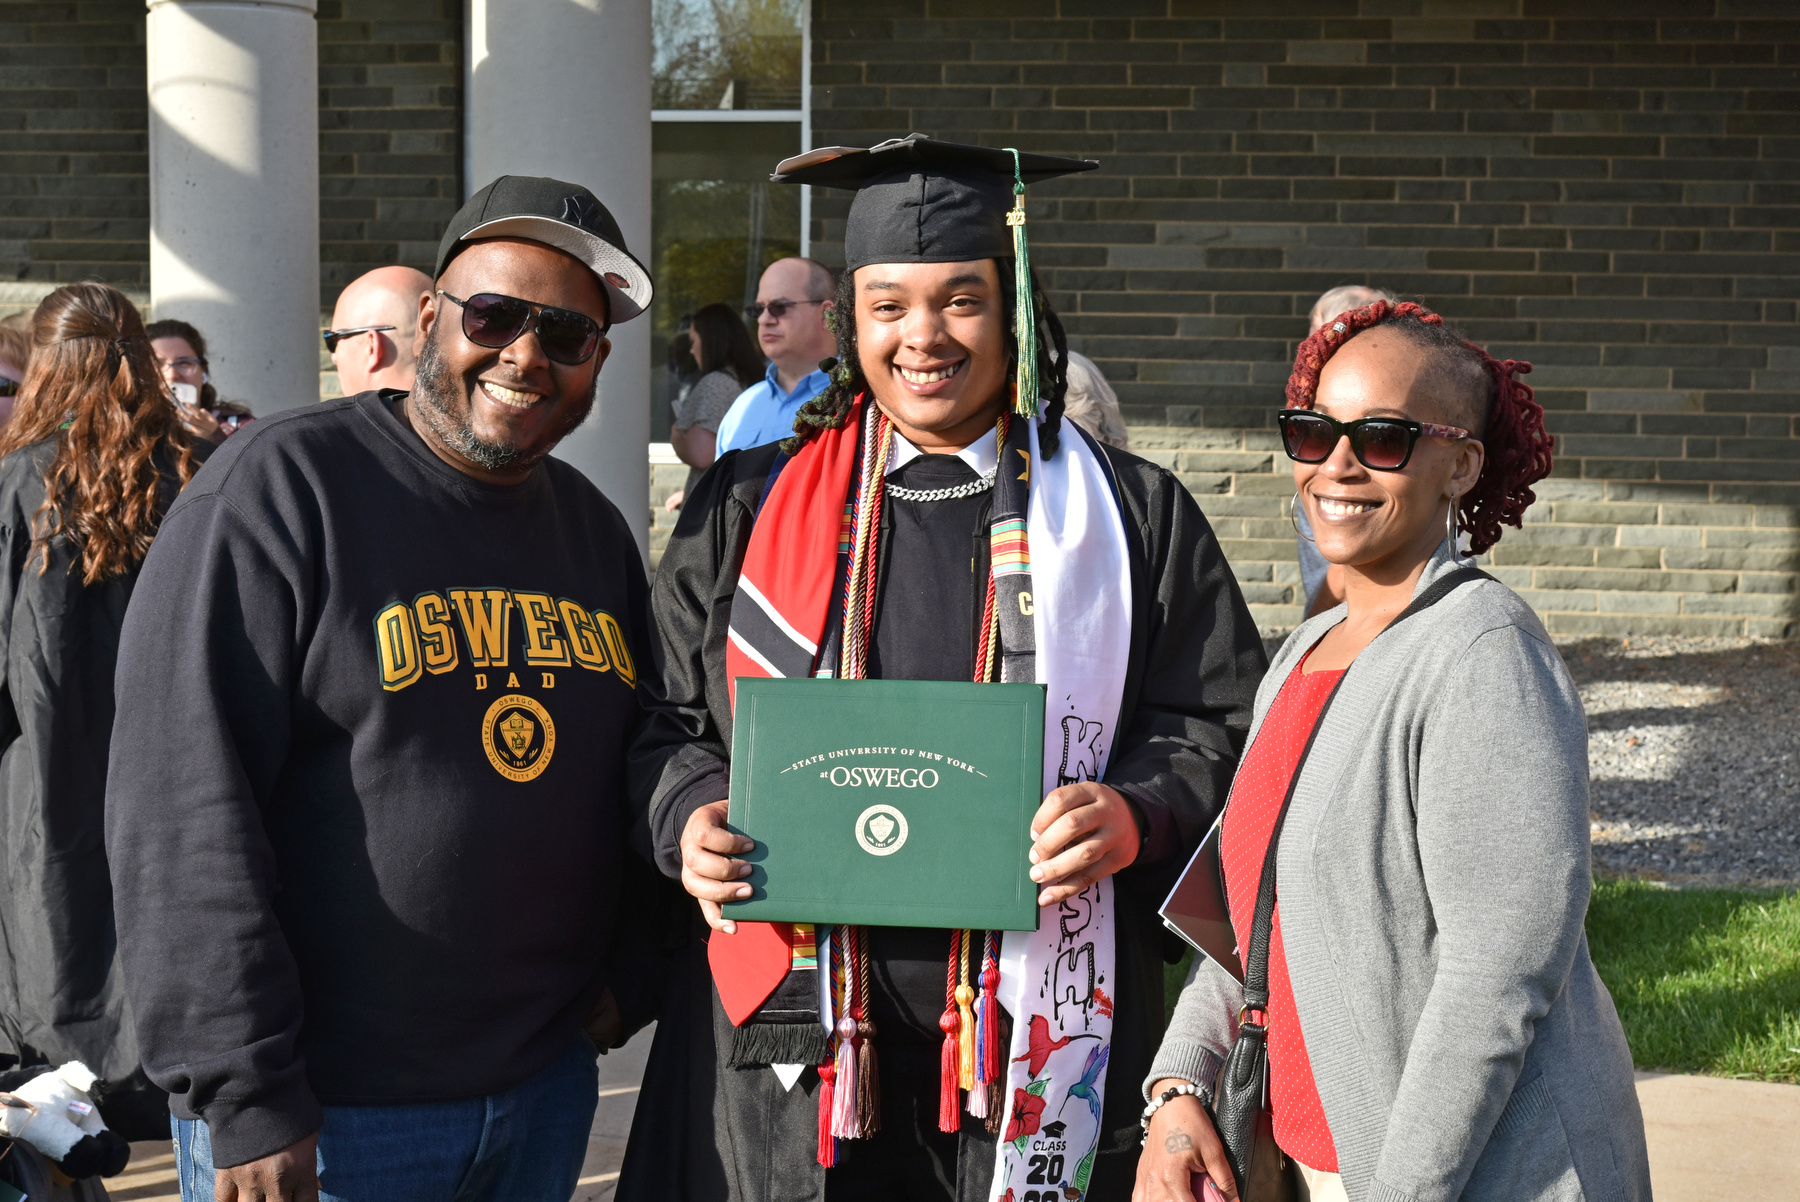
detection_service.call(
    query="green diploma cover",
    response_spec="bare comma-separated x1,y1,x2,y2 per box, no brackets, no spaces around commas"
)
723,678,1047,931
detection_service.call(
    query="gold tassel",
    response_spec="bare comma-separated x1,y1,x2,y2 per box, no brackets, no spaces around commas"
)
956,929,976,1091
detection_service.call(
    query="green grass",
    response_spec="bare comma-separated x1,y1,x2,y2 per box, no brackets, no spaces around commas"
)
1161,881,1800,1083
1587,879,1800,1083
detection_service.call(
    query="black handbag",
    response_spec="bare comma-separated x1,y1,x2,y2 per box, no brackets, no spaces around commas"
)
1208,566,1491,1200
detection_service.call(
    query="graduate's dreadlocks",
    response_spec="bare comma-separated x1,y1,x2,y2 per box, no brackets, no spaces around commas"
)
781,261,1071,459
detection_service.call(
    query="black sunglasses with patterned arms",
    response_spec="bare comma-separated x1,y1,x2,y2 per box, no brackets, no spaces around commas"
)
1277,409,1469,473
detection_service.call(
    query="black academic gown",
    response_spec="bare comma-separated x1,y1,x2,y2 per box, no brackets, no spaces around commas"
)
0,435,207,1139
621,436,1266,1202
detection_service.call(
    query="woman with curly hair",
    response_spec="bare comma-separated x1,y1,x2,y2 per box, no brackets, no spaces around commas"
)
1134,301,1650,1202
0,282,205,1138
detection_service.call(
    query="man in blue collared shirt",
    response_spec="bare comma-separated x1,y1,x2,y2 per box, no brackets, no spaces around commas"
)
714,257,837,455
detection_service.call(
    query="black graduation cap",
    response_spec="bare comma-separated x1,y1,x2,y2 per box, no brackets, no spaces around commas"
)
772,134,1098,274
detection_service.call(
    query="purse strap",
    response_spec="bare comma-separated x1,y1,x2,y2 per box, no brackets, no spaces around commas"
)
1240,565,1493,1012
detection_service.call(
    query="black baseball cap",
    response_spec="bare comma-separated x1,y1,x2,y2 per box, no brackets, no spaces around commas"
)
435,176,654,324
772,134,1097,273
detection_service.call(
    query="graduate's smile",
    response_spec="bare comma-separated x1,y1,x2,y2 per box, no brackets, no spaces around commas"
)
855,260,1011,450
895,359,965,392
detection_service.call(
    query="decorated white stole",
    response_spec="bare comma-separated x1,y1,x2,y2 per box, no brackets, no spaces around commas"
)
986,417,1133,1200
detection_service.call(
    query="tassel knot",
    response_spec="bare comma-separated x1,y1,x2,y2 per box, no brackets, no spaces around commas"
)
979,960,1003,1082
831,1015,859,1138
955,983,977,1091
938,1006,961,1133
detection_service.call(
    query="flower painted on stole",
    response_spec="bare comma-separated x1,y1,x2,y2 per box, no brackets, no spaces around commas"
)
1004,1088,1046,1144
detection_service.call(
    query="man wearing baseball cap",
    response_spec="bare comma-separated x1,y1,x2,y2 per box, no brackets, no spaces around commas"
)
107,177,658,1202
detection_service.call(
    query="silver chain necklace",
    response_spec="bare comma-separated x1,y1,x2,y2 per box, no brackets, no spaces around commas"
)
884,470,996,503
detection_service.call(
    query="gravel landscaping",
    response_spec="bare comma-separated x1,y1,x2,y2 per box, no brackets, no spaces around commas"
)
1563,637,1800,888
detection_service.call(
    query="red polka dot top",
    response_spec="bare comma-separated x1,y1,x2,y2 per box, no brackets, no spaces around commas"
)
1219,648,1342,1173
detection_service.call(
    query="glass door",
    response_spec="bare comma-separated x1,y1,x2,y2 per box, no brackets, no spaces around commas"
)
650,0,805,431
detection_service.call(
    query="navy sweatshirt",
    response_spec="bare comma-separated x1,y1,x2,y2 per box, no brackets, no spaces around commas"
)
105,392,649,1167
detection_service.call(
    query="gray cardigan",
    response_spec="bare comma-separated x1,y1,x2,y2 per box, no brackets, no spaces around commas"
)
1149,546,1651,1202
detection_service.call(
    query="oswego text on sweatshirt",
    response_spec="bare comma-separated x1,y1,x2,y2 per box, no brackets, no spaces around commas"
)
105,391,649,1167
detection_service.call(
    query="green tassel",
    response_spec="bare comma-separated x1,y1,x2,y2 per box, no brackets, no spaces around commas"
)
1005,148,1038,419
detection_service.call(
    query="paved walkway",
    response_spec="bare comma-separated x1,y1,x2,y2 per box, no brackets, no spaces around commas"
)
572,1025,651,1201
110,1052,1800,1199
1636,1070,1800,1200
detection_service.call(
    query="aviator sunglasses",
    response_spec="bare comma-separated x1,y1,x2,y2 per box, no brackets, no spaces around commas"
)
437,291,605,366
321,325,395,353
744,297,826,322
1277,409,1469,473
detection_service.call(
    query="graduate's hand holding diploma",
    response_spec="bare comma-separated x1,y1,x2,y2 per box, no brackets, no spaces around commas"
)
682,782,1142,931
681,799,753,933
1029,780,1141,906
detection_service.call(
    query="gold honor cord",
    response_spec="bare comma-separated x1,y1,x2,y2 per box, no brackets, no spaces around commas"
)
1005,148,1039,419
977,414,1009,686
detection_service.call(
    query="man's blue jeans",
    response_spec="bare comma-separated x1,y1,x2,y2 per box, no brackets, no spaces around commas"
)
172,1036,599,1202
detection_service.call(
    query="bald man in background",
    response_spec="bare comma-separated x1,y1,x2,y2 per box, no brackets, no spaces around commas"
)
326,266,434,395
712,256,837,455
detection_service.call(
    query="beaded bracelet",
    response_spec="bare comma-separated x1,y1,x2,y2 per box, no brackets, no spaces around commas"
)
1139,1081,1210,1145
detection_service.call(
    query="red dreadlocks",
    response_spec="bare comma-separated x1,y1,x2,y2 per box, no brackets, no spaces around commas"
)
1284,299,1554,556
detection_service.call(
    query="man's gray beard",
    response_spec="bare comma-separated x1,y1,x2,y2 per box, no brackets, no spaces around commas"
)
409,331,594,473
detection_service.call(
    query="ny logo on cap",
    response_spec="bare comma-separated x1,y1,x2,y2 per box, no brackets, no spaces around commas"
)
561,194,600,231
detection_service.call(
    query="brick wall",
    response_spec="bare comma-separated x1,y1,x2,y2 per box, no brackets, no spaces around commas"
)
0,2,461,340
810,0,1800,638
0,1,149,308
318,0,461,306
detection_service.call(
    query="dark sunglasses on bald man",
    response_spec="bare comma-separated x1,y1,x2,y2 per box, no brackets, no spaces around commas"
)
321,325,395,353
1278,409,1469,473
437,291,604,365
744,298,826,322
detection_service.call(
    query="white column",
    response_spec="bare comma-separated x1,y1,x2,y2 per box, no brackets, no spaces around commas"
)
146,0,320,414
467,0,653,560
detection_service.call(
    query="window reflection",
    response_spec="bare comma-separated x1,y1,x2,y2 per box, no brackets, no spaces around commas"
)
654,0,803,110
649,121,801,425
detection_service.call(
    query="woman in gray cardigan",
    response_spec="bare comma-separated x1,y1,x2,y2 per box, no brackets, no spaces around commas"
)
1136,302,1650,1202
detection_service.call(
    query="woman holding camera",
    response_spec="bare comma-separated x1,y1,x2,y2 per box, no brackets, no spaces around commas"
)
1134,301,1650,1202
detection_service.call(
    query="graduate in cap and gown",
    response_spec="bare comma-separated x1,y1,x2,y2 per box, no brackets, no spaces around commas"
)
622,135,1267,1202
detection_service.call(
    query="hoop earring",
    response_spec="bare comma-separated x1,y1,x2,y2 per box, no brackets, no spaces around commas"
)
1446,496,1460,558
1290,491,1314,542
